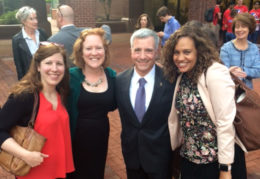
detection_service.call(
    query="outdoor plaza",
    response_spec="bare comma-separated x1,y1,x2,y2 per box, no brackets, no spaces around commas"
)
0,18,259,179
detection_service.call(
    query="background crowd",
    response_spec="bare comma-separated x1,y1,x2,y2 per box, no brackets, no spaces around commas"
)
0,0,259,179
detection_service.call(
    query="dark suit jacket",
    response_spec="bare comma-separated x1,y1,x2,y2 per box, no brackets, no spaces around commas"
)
48,25,85,65
12,29,47,80
116,65,175,173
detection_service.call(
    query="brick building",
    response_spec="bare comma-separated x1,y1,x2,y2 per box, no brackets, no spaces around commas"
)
57,0,253,32
58,0,217,32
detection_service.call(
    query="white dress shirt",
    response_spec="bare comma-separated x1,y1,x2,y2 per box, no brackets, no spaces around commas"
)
22,27,40,55
130,65,155,111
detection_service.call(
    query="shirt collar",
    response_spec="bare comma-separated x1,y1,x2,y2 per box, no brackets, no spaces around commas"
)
22,27,39,39
61,24,74,29
132,65,155,85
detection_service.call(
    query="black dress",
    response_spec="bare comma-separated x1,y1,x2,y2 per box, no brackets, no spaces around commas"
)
69,72,116,179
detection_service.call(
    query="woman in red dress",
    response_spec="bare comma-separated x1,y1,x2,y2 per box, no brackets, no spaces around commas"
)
0,42,74,179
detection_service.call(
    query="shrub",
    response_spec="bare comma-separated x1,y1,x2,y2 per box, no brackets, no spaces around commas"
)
0,10,19,24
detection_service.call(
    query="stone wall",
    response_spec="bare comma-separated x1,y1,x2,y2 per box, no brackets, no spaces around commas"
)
0,25,21,39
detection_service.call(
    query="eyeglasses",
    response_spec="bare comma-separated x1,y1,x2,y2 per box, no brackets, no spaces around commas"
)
40,41,64,47
57,4,63,17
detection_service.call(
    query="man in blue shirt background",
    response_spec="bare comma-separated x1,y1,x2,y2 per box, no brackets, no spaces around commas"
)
156,6,181,47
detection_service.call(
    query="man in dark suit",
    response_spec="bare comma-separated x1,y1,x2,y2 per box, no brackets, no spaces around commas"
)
48,5,84,67
116,28,175,179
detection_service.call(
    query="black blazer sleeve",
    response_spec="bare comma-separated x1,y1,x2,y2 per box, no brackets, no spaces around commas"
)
0,93,35,146
12,35,24,80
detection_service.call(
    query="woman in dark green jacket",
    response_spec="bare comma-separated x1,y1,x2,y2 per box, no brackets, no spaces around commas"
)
67,28,116,179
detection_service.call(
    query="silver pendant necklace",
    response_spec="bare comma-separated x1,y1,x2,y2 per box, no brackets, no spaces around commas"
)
84,78,103,87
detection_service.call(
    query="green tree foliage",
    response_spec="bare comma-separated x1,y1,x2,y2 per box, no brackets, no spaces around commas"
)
3,0,22,12
99,0,112,20
0,10,19,24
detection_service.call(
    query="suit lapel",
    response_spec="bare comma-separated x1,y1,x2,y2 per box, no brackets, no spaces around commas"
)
17,33,32,58
141,65,165,125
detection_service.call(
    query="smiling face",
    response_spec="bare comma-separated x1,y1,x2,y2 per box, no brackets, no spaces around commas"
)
38,53,65,89
82,34,105,69
131,36,157,76
23,12,38,31
234,21,249,40
173,37,197,73
140,16,148,28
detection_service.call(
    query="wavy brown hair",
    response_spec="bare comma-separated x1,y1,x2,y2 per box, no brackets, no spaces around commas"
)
135,13,154,30
71,28,110,69
11,43,69,104
162,24,220,83
232,12,256,34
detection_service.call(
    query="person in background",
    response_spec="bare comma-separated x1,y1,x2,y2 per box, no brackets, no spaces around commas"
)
0,42,74,179
48,4,112,67
135,13,154,30
249,1,260,43
156,6,180,47
213,0,222,27
48,4,85,67
225,9,238,42
116,28,175,179
67,28,116,179
222,1,236,43
234,0,248,13
12,6,48,80
163,24,247,179
220,12,260,89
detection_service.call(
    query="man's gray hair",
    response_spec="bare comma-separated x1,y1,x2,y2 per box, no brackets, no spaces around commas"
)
16,6,36,24
130,28,159,49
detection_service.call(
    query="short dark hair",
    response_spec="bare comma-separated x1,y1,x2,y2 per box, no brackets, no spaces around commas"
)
254,1,260,5
229,1,236,6
232,13,256,34
216,0,221,5
156,6,170,17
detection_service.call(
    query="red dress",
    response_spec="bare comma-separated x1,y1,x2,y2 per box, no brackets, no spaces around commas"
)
17,92,74,179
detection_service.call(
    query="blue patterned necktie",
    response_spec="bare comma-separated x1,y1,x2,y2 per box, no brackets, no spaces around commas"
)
134,78,146,122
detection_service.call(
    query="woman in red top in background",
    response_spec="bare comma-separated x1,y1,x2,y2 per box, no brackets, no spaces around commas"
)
225,9,238,42
249,1,260,43
213,0,221,26
0,42,74,179
234,0,248,13
222,2,235,43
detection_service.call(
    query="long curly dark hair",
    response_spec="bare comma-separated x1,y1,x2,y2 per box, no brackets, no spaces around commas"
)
162,24,221,83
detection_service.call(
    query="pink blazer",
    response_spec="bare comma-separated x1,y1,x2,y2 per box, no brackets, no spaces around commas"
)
168,62,246,165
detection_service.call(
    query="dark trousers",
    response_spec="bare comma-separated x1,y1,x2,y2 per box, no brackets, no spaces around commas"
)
126,167,172,179
181,144,247,179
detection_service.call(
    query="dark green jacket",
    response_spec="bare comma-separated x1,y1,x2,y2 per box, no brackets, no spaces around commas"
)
67,67,116,138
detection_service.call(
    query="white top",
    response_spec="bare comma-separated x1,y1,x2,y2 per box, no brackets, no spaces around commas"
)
22,27,40,55
61,24,74,29
130,65,155,111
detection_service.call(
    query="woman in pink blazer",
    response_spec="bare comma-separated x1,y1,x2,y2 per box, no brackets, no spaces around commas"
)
162,24,247,179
